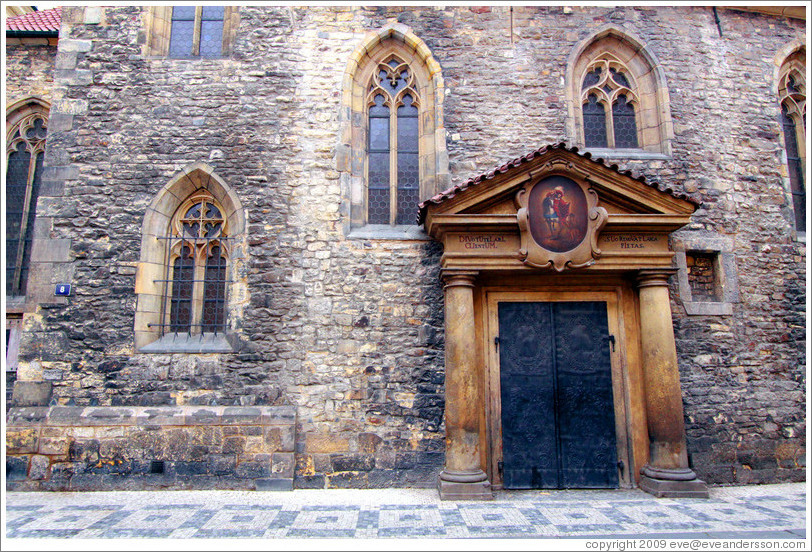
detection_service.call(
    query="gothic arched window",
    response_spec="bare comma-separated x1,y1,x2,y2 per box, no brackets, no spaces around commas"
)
339,25,448,234
135,164,245,353
367,57,421,225
568,28,673,155
6,111,47,296
778,52,806,233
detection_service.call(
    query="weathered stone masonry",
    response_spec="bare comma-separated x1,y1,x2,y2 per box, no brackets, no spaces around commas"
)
6,6,805,490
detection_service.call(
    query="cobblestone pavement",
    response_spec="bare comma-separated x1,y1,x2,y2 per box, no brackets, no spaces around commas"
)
4,483,807,540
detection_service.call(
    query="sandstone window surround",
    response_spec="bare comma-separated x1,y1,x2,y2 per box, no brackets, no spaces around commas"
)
142,6,239,58
339,23,449,239
566,26,674,159
6,100,49,298
135,164,246,353
673,235,738,316
777,47,806,235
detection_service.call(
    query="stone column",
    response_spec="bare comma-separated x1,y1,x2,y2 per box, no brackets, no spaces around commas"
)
636,269,708,498
438,271,492,500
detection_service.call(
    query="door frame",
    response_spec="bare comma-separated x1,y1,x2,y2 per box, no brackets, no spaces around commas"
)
483,283,638,490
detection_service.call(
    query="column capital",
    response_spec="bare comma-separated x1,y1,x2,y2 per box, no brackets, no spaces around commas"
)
636,268,678,288
441,270,478,289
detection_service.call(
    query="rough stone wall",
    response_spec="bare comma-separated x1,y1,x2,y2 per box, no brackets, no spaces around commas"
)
6,406,296,491
12,5,805,488
5,41,57,105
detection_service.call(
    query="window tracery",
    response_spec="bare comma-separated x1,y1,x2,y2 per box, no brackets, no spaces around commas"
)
160,191,229,336
581,59,639,149
6,112,47,296
366,57,421,225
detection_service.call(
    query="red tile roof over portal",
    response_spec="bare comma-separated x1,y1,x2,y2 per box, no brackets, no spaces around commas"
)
6,7,61,33
417,142,701,224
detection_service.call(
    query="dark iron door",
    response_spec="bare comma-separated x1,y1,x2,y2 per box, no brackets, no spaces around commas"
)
499,301,619,489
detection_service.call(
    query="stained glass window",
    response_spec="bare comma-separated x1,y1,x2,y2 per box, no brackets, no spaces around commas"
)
581,60,639,150
6,113,47,296
168,6,225,59
396,95,419,225
583,95,607,148
366,57,421,225
782,104,805,232
777,56,806,234
162,193,229,335
613,95,638,149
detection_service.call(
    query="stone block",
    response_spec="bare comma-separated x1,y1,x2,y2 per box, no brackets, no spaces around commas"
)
235,461,270,479
185,407,221,426
172,461,209,477
51,99,89,116
207,454,237,475
28,455,51,480
222,436,246,454
38,427,70,456
304,432,349,453
135,407,186,426
58,39,93,52
11,382,52,407
82,407,136,426
331,453,375,472
271,453,295,478
6,407,49,425
6,428,39,454
294,474,326,489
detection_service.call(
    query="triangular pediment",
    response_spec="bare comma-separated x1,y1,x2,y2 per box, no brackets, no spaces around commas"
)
420,144,697,234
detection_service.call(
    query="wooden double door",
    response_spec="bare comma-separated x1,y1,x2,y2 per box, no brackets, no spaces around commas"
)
497,300,620,489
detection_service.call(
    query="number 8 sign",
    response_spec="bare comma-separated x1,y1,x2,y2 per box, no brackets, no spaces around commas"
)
55,284,72,296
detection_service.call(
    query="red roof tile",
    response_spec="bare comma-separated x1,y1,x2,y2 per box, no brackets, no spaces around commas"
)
417,142,701,224
6,7,61,33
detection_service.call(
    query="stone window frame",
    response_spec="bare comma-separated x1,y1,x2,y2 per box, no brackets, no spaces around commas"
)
566,25,674,159
134,163,246,353
338,23,449,239
673,235,738,316
5,98,50,300
142,6,239,58
775,45,806,238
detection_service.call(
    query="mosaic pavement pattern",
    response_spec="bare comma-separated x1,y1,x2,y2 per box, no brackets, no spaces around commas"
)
5,483,806,539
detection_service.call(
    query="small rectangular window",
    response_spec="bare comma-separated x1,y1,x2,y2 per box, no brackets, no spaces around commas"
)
686,252,721,302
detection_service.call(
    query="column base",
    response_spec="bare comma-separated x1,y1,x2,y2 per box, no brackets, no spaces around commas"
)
639,471,709,499
437,470,493,501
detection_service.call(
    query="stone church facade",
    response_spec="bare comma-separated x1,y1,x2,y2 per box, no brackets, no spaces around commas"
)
5,6,806,495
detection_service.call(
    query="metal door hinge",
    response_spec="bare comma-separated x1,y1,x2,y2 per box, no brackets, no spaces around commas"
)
617,460,625,475
604,334,616,352
494,336,500,351
497,461,504,475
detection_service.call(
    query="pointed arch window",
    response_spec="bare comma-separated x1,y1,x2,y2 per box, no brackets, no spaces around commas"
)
367,57,421,225
778,56,806,233
581,60,639,149
6,113,47,296
160,191,229,336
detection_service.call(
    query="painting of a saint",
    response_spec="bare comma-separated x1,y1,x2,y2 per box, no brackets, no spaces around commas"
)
528,176,588,252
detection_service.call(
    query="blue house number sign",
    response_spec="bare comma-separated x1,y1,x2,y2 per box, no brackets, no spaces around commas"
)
55,284,72,296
